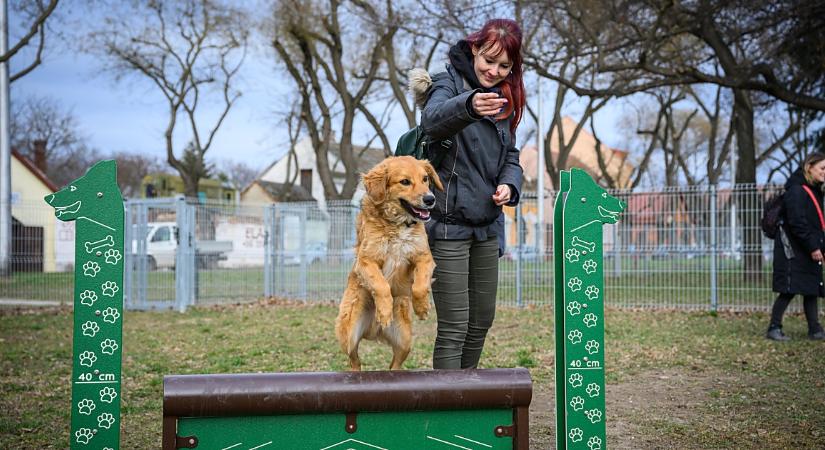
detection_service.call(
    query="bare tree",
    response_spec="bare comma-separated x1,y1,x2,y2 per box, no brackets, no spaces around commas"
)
109,150,164,198
9,94,99,186
268,0,400,200
90,0,248,198
529,0,825,187
3,0,59,82
217,158,257,192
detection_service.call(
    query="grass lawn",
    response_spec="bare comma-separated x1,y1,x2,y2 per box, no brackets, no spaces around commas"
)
1,301,823,448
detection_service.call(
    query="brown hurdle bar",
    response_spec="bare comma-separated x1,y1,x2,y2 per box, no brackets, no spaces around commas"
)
163,368,532,449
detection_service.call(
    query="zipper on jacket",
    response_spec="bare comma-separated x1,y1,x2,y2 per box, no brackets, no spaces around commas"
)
444,146,459,239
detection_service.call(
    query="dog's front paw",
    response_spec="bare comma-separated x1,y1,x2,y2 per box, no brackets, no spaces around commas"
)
377,308,393,328
412,293,430,320
414,303,430,320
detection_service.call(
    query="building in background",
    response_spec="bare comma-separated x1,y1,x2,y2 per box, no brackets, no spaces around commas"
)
504,116,635,253
141,173,237,203
10,150,70,272
254,137,385,210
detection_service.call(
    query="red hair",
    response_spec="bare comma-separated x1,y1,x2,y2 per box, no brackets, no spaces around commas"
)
465,19,525,134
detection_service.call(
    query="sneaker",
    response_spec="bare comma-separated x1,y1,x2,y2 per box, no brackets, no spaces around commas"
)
808,331,825,341
766,328,791,341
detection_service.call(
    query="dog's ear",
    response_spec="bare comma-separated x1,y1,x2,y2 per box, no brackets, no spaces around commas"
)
422,160,444,191
362,163,389,203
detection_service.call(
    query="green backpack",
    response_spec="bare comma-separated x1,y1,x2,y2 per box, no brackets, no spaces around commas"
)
394,126,452,168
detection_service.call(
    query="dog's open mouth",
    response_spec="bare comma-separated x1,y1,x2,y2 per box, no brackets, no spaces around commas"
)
400,199,433,222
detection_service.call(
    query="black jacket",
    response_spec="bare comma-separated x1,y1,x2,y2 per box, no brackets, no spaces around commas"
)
420,42,523,254
772,168,825,296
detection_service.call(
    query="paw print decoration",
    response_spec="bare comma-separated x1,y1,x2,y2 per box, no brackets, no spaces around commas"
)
77,398,96,416
582,259,598,274
568,329,583,344
81,320,100,337
97,412,116,430
568,427,583,443
570,395,585,411
582,312,598,328
585,340,600,355
586,382,601,398
101,307,120,324
584,285,600,300
82,260,100,278
566,300,582,316
587,435,603,450
79,351,97,368
75,428,94,445
99,386,118,404
568,372,583,388
80,290,98,307
104,248,122,265
100,339,119,355
101,281,119,298
585,408,603,424
565,248,580,263
567,277,583,292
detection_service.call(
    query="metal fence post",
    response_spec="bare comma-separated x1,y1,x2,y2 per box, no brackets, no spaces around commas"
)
263,204,273,298
710,184,718,312
136,202,148,309
298,206,308,301
612,222,621,277
123,202,132,308
175,198,195,312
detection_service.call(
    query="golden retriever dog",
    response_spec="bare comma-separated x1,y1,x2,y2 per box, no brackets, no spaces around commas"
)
335,156,444,371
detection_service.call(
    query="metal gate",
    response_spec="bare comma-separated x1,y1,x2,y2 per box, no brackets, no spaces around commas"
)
125,198,195,311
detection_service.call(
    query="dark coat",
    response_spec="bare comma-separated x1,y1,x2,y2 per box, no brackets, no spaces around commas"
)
420,47,523,255
772,168,825,296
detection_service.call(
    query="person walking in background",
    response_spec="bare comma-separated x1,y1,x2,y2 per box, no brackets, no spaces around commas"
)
768,152,825,341
417,19,525,368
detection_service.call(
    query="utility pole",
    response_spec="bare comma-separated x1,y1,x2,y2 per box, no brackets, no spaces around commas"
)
0,0,12,276
536,77,545,254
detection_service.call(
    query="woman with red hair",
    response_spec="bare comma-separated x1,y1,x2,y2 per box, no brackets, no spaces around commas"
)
416,19,525,369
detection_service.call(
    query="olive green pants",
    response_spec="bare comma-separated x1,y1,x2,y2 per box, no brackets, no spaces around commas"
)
431,237,499,369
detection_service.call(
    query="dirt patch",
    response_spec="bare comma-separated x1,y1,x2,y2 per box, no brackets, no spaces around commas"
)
530,368,729,449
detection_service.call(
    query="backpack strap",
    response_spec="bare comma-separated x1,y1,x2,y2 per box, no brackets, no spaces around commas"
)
801,185,825,230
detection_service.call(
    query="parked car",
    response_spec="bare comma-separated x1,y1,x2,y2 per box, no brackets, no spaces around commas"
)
132,222,233,270
282,241,327,266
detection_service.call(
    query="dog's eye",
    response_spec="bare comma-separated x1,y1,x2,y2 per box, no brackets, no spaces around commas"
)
423,176,429,184
400,179,411,186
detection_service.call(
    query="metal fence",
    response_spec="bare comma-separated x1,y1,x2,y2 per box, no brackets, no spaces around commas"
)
0,184,794,312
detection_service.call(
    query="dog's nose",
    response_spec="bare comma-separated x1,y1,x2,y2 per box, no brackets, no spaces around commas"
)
423,194,435,207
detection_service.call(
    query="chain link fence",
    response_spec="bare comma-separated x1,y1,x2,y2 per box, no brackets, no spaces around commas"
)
1,185,792,312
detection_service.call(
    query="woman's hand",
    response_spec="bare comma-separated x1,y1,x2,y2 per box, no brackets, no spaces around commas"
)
492,184,512,206
472,92,507,116
812,249,823,263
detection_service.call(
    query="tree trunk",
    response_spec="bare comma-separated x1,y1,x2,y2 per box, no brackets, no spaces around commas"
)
732,88,762,281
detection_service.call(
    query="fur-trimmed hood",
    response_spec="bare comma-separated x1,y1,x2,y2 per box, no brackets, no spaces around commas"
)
408,68,432,108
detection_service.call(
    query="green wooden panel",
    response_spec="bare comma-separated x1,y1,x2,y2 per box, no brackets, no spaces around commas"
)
555,169,625,450
46,160,125,450
178,409,514,450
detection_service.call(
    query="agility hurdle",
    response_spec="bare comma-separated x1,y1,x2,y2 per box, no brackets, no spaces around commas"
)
51,161,638,449
163,369,532,449
46,161,125,449
554,168,626,450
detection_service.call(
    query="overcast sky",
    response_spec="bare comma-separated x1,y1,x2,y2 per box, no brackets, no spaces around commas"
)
9,5,628,179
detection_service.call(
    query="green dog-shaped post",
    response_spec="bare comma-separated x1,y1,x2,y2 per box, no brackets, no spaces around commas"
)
554,168,625,450
46,160,124,449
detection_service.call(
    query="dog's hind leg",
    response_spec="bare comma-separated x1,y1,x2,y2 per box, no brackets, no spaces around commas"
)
336,285,368,371
386,298,413,370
